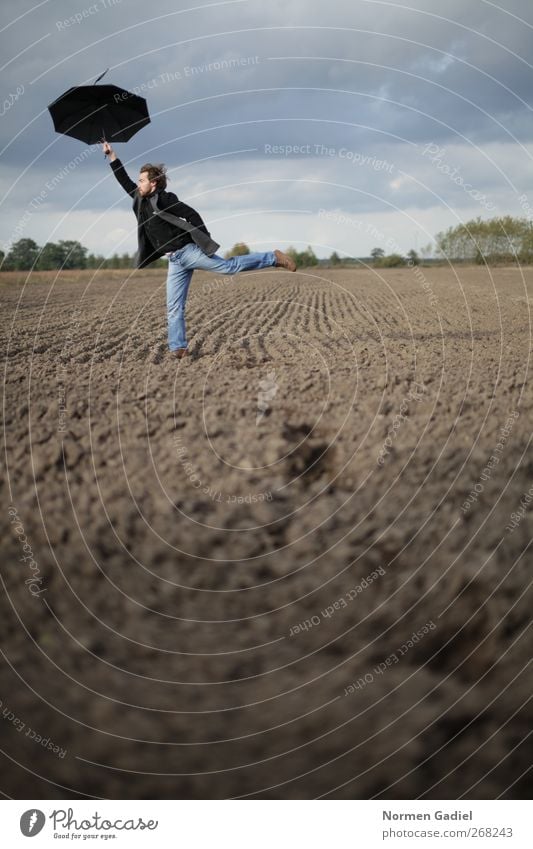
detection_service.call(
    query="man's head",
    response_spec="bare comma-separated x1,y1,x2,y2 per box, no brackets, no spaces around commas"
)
137,163,167,196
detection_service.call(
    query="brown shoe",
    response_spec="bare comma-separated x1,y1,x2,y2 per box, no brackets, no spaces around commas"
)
274,249,296,272
171,348,188,359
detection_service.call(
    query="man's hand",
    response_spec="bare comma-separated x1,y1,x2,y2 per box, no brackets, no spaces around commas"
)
101,139,117,162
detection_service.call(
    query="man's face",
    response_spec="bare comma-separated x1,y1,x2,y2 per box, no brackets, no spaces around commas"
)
137,171,157,197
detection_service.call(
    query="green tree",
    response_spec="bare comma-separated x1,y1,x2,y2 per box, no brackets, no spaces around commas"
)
224,242,250,258
86,253,106,269
436,217,533,264
371,247,385,262
379,253,406,267
57,240,87,269
519,224,533,263
286,245,318,268
37,240,88,269
298,245,318,266
5,238,40,270
37,242,65,270
329,251,341,265
406,249,420,265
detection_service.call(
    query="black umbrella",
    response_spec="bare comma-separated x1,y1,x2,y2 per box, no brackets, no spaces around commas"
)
47,69,150,148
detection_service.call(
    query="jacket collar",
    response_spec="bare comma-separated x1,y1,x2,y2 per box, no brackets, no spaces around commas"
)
135,188,161,208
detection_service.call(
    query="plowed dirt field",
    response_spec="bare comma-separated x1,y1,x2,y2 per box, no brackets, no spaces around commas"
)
1,264,531,799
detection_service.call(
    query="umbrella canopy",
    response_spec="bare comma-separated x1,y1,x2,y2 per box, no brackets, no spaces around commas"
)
48,74,150,145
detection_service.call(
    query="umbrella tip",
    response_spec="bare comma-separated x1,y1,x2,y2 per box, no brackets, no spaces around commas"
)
93,68,110,85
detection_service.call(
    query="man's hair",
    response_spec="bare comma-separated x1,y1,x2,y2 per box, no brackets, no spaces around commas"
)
139,163,167,191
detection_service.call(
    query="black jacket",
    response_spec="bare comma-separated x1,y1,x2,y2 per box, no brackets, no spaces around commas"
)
109,158,213,268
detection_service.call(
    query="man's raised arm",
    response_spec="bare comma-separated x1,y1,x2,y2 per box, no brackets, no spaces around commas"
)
102,140,137,198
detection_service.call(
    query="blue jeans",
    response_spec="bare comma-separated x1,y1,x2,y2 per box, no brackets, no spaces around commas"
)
166,243,277,351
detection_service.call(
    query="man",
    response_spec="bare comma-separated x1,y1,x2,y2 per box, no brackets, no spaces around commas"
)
102,141,296,359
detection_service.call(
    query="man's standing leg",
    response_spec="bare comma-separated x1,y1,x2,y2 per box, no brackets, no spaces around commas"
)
166,247,194,357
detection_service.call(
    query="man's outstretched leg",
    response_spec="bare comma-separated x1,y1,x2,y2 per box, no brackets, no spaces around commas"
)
174,244,297,275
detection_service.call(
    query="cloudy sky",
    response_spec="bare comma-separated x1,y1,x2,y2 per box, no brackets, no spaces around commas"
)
2,0,533,259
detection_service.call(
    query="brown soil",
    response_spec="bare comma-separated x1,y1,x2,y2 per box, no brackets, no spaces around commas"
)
1,265,531,799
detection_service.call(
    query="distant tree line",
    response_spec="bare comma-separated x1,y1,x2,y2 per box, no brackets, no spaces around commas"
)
3,216,533,271
0,238,167,271
368,247,422,267
436,216,533,264
0,238,421,270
